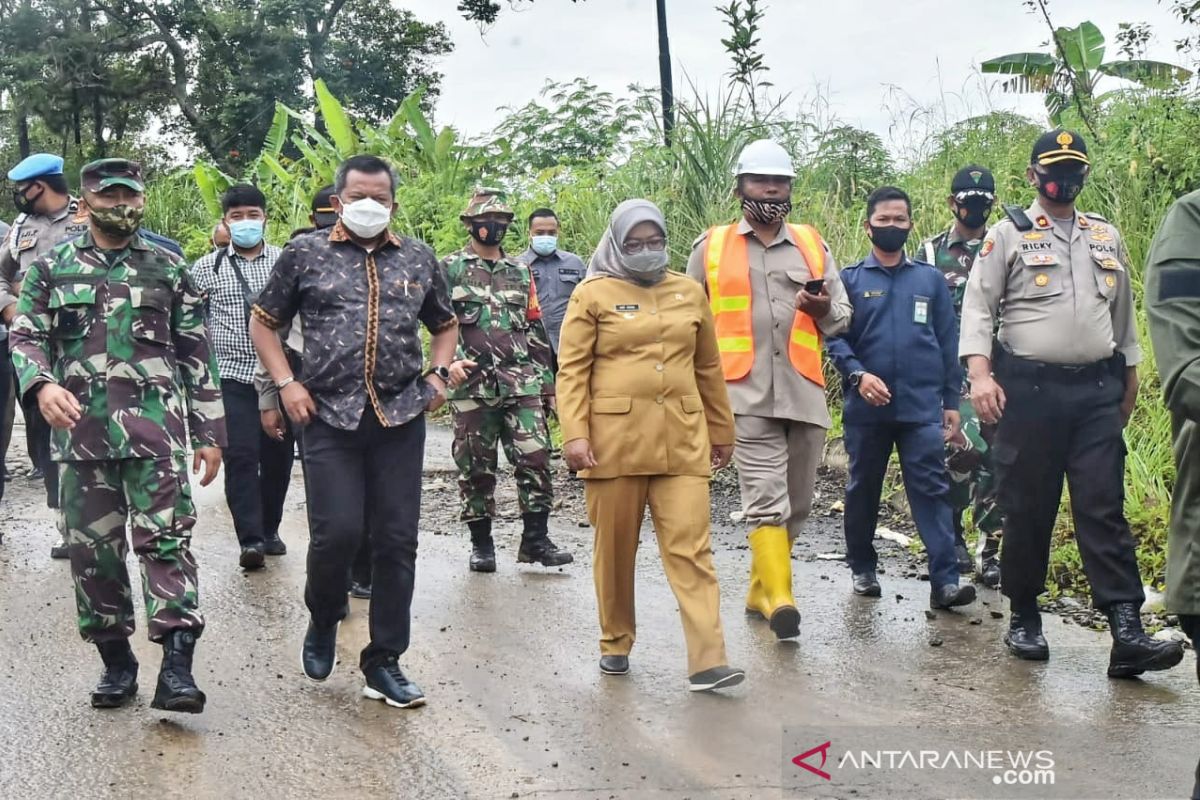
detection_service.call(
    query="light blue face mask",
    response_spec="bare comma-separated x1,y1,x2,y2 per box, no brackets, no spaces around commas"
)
228,219,264,249
531,235,557,257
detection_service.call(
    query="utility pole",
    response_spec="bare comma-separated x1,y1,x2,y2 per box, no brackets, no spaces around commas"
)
656,0,674,147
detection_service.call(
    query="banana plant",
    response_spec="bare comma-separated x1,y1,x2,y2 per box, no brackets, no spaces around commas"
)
982,21,1192,124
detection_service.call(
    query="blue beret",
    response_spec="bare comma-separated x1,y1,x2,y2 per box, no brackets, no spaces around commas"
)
8,153,65,182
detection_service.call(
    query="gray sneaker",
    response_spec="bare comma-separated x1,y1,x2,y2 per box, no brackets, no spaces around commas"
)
688,665,745,692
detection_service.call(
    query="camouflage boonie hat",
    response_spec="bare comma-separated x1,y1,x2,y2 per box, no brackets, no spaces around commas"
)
460,187,514,220
80,158,145,193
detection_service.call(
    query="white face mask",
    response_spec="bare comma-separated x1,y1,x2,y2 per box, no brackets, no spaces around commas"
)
339,197,391,239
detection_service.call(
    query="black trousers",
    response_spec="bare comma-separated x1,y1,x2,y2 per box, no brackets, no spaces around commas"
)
992,354,1144,610
19,385,57,508
302,410,424,668
221,380,295,548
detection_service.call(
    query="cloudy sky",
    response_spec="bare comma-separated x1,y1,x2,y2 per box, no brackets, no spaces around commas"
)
403,0,1185,148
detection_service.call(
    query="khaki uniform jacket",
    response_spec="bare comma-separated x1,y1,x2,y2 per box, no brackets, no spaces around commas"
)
555,272,735,480
1145,188,1200,615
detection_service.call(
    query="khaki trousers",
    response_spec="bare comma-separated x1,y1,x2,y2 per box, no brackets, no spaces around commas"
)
734,415,826,540
586,475,727,675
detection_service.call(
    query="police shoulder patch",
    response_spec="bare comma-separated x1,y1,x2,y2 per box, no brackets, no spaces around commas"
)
979,239,994,257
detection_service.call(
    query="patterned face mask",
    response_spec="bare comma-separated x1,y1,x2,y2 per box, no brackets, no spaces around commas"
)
89,204,144,237
741,197,792,224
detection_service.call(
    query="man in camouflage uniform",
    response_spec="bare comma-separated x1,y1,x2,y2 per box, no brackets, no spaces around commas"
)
1,153,90,559
917,165,1002,588
9,159,226,713
444,188,572,572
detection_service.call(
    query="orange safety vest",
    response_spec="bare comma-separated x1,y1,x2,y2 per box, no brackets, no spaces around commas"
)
704,223,826,386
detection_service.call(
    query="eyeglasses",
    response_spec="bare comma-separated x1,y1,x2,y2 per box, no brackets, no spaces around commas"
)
621,237,667,254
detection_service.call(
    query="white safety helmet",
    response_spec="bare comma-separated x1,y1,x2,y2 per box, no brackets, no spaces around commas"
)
733,139,795,178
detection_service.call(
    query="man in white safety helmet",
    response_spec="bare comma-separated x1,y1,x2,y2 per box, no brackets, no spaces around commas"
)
686,139,852,641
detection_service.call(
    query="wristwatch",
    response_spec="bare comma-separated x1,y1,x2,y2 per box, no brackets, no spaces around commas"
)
425,365,451,383
848,370,865,387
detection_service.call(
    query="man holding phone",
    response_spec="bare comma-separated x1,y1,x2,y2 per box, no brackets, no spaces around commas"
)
687,139,852,642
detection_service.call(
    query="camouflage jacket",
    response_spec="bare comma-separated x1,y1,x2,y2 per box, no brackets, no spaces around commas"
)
9,231,227,461
917,225,987,320
442,245,554,400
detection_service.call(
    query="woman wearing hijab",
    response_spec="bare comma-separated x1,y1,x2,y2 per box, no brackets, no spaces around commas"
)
556,199,745,692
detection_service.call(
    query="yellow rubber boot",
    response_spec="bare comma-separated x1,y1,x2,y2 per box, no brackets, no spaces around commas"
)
747,525,801,640
745,554,765,616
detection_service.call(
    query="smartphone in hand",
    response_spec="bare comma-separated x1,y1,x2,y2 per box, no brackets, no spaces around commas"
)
804,279,825,294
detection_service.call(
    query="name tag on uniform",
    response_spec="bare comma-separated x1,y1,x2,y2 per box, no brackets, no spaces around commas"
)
913,295,930,325
863,290,885,298
615,304,639,311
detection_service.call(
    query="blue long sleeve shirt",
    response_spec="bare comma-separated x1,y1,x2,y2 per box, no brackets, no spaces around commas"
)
827,252,962,425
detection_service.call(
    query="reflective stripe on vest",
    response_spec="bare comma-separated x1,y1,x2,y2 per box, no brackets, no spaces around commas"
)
704,223,826,386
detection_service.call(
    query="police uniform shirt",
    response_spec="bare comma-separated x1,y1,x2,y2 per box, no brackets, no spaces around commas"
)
959,200,1142,367
0,198,90,315
517,246,586,353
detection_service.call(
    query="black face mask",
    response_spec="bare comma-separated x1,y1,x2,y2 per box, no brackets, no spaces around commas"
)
469,220,508,246
869,224,910,253
12,184,39,215
1034,167,1087,203
954,198,993,230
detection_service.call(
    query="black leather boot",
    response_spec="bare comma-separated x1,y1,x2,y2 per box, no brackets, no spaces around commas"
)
1004,603,1049,661
468,518,496,573
150,630,206,713
517,511,573,567
1106,602,1185,679
91,639,139,709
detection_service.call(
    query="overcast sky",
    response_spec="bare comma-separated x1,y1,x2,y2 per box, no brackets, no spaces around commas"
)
402,0,1185,149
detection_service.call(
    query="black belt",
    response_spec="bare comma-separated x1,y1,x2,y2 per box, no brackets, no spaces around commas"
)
994,349,1122,383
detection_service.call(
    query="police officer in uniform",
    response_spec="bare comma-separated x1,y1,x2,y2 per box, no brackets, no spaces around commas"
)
961,129,1185,677
916,165,1003,586
1,154,89,559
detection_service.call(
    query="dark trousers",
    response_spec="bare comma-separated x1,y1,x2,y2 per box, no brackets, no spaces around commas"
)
20,389,57,508
843,421,959,588
302,410,424,668
0,337,8,506
992,354,1144,610
222,380,295,548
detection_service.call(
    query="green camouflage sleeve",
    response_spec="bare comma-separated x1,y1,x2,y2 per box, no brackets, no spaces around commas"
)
9,257,57,401
528,317,555,395
172,266,227,449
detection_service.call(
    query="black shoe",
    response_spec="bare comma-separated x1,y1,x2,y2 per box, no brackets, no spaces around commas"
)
301,621,339,681
1004,614,1050,661
1106,602,1186,678
29,466,44,480
150,630,205,714
954,543,973,574
599,655,629,675
239,546,265,570
50,540,70,560
91,640,139,709
467,519,497,573
688,665,746,692
263,538,287,556
362,657,426,709
980,558,1001,589
349,581,372,600
851,571,881,597
930,583,976,610
518,511,573,567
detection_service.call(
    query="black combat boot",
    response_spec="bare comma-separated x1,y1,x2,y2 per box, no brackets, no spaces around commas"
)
1004,603,1049,661
952,516,972,574
468,518,496,573
517,511,573,567
91,639,139,709
1105,602,1185,679
150,630,206,714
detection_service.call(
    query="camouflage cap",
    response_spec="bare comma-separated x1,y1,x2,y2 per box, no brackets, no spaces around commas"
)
460,187,514,220
80,158,145,194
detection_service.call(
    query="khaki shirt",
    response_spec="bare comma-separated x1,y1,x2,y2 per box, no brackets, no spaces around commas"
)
686,219,851,427
555,272,734,480
959,200,1142,366
0,198,90,316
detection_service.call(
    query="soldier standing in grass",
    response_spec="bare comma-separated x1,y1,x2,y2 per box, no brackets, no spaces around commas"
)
916,165,1003,587
443,188,573,573
9,158,226,712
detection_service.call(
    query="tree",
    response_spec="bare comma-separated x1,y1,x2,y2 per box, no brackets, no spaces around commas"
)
982,13,1192,132
717,0,771,121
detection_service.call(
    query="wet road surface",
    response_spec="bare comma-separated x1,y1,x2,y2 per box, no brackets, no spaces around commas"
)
1,422,1197,799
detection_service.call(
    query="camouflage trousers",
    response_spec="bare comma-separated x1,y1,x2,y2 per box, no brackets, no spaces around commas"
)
450,396,553,521
945,397,1002,553
61,455,203,644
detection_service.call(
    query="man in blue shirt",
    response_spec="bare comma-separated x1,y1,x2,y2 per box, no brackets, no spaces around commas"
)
828,187,976,610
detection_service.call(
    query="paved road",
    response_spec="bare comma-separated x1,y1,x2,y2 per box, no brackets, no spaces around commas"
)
1,422,1197,799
